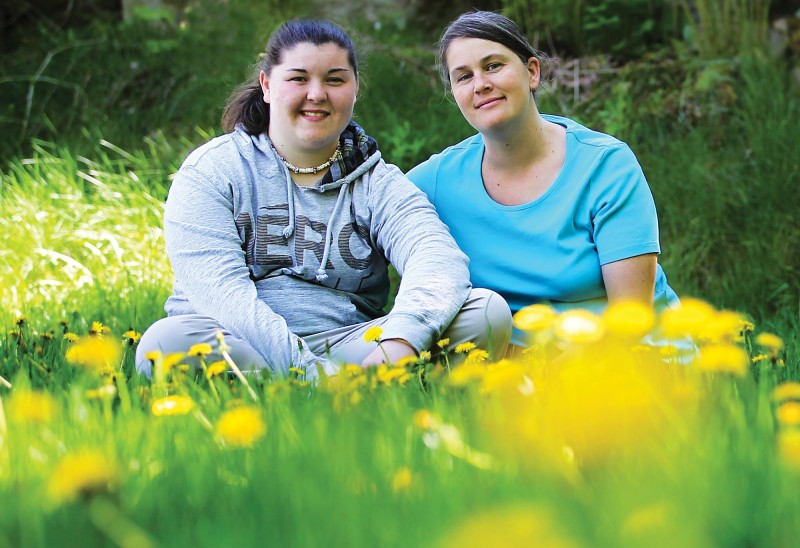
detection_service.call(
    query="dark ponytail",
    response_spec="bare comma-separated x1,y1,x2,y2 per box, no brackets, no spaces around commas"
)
221,19,358,134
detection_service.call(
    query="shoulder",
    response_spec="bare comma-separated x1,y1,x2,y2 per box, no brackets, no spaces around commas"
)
411,133,483,173
406,134,483,194
180,127,263,174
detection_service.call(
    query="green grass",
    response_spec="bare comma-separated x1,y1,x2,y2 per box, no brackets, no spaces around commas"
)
2,3,800,545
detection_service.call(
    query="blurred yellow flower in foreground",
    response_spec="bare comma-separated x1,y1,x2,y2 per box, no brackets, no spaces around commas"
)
8,391,56,424
363,326,383,343
513,304,557,332
65,336,122,374
391,467,413,493
216,406,267,447
755,332,784,354
659,298,715,338
47,450,118,503
772,382,800,403
776,402,800,427
151,395,194,417
553,310,604,344
603,301,654,339
695,344,749,376
777,430,800,469
441,505,580,548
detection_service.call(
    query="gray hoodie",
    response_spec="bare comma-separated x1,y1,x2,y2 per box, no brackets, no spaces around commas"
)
162,124,471,376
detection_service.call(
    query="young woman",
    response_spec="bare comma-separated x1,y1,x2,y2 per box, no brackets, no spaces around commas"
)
135,19,511,379
407,11,681,349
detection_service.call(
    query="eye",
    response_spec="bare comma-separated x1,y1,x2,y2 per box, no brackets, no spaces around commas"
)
289,76,307,82
454,72,471,83
327,77,345,84
486,62,502,71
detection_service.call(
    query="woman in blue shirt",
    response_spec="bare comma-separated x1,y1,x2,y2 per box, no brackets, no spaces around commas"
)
407,11,680,348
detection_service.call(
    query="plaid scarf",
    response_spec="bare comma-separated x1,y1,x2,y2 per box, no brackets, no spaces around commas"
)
321,121,379,185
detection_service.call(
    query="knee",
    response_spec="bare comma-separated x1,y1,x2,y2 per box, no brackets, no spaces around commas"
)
462,288,513,356
135,316,176,377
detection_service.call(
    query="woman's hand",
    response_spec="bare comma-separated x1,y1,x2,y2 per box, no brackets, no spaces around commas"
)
360,339,417,368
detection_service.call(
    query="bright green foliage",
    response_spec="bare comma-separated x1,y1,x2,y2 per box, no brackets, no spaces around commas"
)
1,301,798,546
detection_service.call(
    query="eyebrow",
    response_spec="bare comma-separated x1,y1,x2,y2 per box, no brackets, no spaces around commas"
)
285,67,351,74
449,53,507,76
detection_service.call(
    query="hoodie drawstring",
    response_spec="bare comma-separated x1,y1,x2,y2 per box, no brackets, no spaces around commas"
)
316,183,350,282
282,165,296,239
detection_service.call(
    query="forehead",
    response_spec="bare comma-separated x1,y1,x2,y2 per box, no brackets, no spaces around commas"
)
445,37,518,68
275,41,353,69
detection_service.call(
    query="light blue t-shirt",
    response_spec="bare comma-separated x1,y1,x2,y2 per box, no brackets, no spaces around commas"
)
407,115,680,346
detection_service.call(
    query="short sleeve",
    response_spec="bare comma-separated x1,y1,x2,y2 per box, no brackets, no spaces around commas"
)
591,145,661,265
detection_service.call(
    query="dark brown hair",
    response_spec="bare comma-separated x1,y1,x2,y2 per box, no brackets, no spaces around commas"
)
221,19,358,134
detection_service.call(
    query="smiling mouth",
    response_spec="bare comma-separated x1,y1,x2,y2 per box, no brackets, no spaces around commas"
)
475,98,503,109
301,110,329,118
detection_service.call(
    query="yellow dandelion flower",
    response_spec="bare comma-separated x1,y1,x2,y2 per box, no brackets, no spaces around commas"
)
206,360,228,378
159,353,186,372
144,350,162,362
553,310,604,344
8,391,56,424
47,450,118,503
755,332,784,353
63,332,79,343
391,467,413,493
466,349,489,363
603,301,654,339
659,298,716,338
89,321,111,335
436,338,450,349
394,355,419,368
65,336,122,374
698,310,748,343
413,409,439,430
187,343,213,357
288,367,306,376
454,341,477,354
695,343,749,376
151,395,194,416
447,362,486,386
419,350,432,362
752,354,768,363
778,430,800,469
480,362,529,395
216,406,267,447
377,366,409,384
15,316,27,326
776,402,800,427
659,344,679,359
740,320,755,333
513,304,556,332
363,326,383,343
122,330,141,344
343,364,364,376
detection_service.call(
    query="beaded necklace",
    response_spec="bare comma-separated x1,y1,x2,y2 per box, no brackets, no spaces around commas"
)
271,144,341,175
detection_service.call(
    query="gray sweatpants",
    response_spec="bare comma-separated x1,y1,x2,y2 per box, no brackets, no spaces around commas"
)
135,288,511,377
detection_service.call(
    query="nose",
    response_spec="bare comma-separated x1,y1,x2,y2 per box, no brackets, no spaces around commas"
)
307,81,327,103
473,72,492,93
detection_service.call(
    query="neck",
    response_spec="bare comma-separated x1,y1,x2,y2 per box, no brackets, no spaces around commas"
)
482,110,551,168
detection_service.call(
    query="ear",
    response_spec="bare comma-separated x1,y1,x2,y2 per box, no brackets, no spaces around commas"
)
258,70,270,104
526,57,541,91
354,77,360,103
